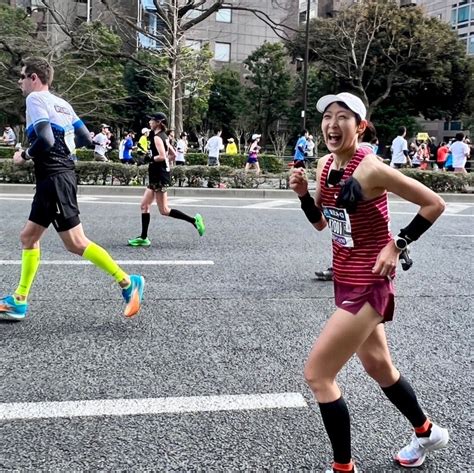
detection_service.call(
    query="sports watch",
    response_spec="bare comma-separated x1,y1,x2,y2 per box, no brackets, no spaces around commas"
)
394,236,408,251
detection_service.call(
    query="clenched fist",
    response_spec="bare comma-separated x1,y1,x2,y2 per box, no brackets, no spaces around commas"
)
289,168,308,197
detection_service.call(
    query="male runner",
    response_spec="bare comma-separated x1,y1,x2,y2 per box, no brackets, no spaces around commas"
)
0,57,144,320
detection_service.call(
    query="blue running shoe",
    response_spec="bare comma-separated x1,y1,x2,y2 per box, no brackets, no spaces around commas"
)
122,275,145,318
0,295,28,321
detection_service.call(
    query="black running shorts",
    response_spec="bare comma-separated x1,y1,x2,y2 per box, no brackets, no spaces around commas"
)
29,171,81,232
148,168,171,193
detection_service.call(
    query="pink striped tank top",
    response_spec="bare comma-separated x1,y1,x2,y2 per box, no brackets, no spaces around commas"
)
319,148,393,285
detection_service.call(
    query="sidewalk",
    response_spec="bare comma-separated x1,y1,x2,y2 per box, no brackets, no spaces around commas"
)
1,183,473,202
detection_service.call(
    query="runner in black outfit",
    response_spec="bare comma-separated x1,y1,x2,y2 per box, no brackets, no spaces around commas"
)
128,113,205,247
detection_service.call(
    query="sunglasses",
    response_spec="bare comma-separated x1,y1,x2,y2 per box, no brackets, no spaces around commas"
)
19,73,33,80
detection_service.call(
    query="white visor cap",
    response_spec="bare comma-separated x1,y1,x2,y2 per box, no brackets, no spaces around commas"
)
316,92,367,121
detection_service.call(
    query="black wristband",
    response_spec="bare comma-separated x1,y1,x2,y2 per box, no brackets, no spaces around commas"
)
299,192,323,224
21,149,31,160
399,214,432,243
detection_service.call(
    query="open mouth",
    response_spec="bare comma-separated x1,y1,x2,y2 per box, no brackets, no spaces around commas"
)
327,133,342,146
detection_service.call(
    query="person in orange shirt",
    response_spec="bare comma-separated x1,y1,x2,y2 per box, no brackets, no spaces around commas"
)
436,142,449,170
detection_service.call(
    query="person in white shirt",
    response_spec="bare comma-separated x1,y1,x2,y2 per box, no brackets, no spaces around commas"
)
204,128,224,166
306,134,316,159
1,126,16,146
390,126,409,169
449,132,470,174
175,131,188,165
93,124,110,161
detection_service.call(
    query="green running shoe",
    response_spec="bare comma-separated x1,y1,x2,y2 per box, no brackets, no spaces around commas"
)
128,236,151,247
194,213,205,237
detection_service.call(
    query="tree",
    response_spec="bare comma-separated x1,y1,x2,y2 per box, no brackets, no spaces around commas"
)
181,44,214,132
0,5,45,124
207,68,249,135
95,0,297,133
288,0,472,120
53,22,128,127
244,42,293,141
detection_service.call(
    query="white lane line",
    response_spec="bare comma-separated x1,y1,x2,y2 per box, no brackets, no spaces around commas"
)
243,200,295,209
0,393,307,421
439,234,474,238
445,203,473,214
0,197,472,217
0,260,214,266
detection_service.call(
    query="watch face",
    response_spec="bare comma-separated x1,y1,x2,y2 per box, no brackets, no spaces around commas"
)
396,238,407,250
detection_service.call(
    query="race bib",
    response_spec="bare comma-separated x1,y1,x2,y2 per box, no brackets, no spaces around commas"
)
64,125,76,156
323,206,354,248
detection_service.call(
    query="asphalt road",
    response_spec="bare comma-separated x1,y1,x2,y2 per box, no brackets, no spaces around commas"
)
0,192,472,472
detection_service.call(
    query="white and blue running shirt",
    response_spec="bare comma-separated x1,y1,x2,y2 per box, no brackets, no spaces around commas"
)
26,91,84,178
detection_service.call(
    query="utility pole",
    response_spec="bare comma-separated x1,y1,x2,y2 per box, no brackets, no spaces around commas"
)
301,0,311,130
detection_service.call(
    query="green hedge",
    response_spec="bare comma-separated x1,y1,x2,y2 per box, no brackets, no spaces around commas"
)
400,169,474,193
185,153,285,172
0,160,289,188
0,146,120,162
0,159,472,192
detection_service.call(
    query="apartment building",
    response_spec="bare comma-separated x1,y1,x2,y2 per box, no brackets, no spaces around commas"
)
300,0,474,56
137,1,298,65
416,0,474,56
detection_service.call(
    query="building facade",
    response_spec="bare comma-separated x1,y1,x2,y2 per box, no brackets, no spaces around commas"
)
137,1,298,65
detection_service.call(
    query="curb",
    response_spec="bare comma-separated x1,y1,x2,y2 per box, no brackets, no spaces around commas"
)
0,183,473,202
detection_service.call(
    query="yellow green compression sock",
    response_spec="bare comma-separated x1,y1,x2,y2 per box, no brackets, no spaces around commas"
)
83,242,128,284
15,248,41,298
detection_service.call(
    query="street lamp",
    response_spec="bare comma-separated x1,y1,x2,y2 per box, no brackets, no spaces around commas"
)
301,0,311,130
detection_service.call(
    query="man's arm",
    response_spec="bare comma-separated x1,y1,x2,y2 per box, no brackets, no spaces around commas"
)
25,121,55,158
74,121,93,148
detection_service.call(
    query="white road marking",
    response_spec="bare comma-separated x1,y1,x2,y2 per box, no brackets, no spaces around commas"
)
445,203,473,214
0,392,307,421
0,196,472,217
243,200,294,209
0,260,214,266
439,234,474,238
77,196,99,201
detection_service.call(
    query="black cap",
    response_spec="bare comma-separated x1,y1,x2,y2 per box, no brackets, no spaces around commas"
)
148,112,167,123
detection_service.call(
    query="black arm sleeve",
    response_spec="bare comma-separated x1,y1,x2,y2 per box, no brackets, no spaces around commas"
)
75,123,93,148
299,192,323,224
27,121,54,158
399,214,433,243
403,150,409,158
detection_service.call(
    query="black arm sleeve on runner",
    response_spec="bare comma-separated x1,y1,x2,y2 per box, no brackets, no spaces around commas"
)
299,192,323,224
403,150,409,157
28,121,54,158
75,123,93,148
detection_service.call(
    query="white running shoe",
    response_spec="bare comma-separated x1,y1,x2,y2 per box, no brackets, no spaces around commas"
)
395,423,449,467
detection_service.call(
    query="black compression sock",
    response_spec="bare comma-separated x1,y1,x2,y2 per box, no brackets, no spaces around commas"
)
169,208,196,225
140,213,150,239
319,397,352,464
381,375,428,432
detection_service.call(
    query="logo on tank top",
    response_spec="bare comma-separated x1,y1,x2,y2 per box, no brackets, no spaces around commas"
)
323,206,354,248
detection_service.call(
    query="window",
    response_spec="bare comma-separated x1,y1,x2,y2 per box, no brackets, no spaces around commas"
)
469,37,474,54
299,10,307,24
73,16,87,29
216,5,231,23
451,8,457,25
185,39,201,51
458,5,469,23
186,9,203,19
214,42,230,62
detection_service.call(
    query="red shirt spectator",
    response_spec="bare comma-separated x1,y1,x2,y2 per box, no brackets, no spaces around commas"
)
437,144,449,163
